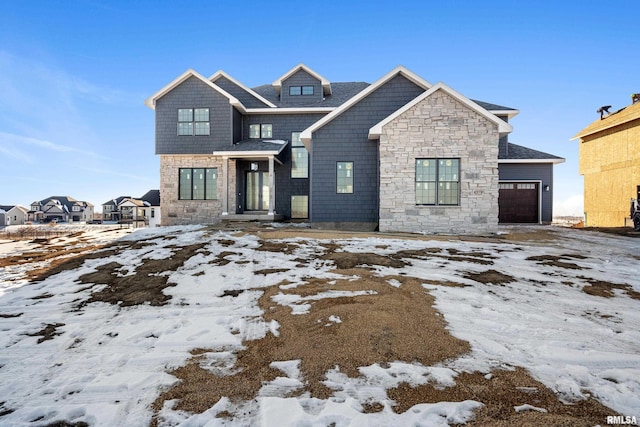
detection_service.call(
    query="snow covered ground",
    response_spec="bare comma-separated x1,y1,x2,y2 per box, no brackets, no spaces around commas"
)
0,224,639,426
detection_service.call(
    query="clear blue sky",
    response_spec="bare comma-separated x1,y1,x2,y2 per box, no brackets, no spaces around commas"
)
1,0,638,216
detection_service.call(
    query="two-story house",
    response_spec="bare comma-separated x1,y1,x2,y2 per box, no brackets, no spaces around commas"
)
146,64,563,234
29,196,94,223
102,196,132,221
102,190,161,227
572,96,640,227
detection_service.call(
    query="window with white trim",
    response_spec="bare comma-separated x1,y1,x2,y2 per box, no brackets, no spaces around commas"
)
416,158,460,205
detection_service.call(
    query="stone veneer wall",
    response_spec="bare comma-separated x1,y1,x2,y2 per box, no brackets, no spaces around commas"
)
160,155,236,225
378,90,500,234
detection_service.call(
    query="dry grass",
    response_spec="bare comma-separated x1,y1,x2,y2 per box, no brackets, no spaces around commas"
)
6,224,629,426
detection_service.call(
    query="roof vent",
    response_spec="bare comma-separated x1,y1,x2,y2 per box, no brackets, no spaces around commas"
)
632,93,640,104
597,105,612,120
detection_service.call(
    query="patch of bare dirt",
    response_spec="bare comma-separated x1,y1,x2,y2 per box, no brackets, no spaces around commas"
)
208,251,240,266
464,270,515,285
254,268,290,275
152,270,470,416
580,227,640,238
255,240,302,254
580,277,640,300
388,367,616,424
25,322,65,344
526,254,589,270
79,243,207,307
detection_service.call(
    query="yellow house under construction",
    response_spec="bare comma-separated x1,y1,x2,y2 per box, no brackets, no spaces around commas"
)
572,99,640,227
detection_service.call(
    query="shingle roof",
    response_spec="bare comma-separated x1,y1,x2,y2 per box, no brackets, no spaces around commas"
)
140,190,160,206
0,205,14,212
213,139,289,154
251,82,370,108
572,101,640,140
472,100,517,112
102,196,131,207
499,142,564,161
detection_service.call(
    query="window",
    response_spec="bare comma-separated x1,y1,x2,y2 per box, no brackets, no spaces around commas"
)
151,208,155,218
249,123,273,139
337,162,354,194
517,183,536,189
498,183,514,190
291,132,308,178
289,85,314,96
291,195,309,219
289,86,301,96
72,206,80,212
178,108,209,136
416,159,460,205
179,168,218,200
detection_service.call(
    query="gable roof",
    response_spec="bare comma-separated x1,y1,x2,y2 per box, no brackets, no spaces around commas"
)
144,69,242,111
571,101,640,140
0,205,14,212
499,142,565,164
300,66,432,147
103,196,132,207
209,70,277,108
368,82,512,140
272,63,332,96
472,100,519,119
140,190,160,206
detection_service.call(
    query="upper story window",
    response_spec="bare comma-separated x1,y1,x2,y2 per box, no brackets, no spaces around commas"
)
416,158,460,206
291,132,308,178
249,123,273,139
178,108,210,136
289,85,314,96
337,161,354,194
72,206,80,212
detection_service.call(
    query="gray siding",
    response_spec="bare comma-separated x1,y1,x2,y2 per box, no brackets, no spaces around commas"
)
499,163,554,222
214,76,271,108
240,113,325,218
280,70,323,105
155,76,233,154
310,74,425,224
233,108,242,142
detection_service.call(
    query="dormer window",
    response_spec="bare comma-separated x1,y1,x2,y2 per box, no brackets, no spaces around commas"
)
289,85,314,96
178,108,210,136
249,124,273,139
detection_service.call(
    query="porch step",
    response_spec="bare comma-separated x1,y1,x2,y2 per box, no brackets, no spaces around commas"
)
222,213,283,222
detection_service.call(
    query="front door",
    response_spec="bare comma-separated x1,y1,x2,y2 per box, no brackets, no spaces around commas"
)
246,171,270,211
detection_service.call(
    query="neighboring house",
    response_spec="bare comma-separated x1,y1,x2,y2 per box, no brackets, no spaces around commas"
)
0,205,29,225
572,97,640,227
103,190,161,227
29,196,94,223
146,64,563,233
140,189,161,227
102,196,132,221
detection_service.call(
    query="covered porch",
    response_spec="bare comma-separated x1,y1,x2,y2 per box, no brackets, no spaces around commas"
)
215,139,288,222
